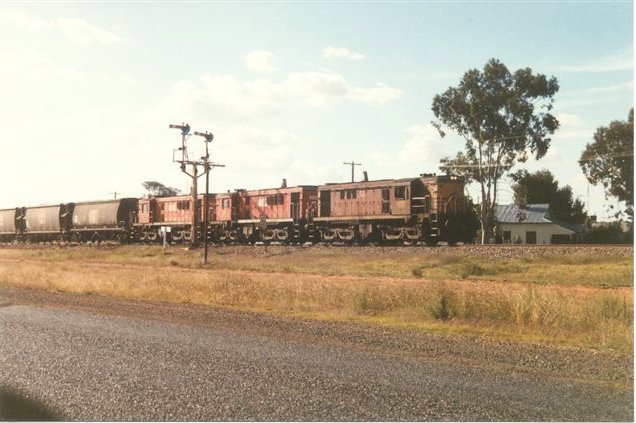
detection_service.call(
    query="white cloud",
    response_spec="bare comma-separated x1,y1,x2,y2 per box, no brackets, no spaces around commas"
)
552,49,633,73
0,11,54,31
153,71,402,121
57,18,123,46
551,112,594,142
284,72,402,106
348,82,403,104
322,46,365,61
0,11,123,46
284,72,350,106
399,125,444,166
245,50,277,72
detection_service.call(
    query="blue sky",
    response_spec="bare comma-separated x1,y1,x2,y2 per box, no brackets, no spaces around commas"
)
1,2,633,220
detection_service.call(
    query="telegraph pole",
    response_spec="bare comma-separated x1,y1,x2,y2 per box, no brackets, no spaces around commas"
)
170,123,200,248
170,123,225,252
110,191,120,199
343,161,362,182
194,131,224,264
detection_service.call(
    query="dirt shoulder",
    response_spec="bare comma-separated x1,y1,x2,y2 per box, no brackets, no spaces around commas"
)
1,286,631,389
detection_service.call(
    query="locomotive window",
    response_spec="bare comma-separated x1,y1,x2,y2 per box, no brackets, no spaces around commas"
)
395,186,407,200
343,190,356,199
267,194,284,205
141,204,148,213
222,199,230,209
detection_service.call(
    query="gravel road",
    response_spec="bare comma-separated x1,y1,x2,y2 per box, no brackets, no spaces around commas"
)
0,287,632,421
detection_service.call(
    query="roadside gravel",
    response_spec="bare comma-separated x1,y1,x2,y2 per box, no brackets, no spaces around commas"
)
1,286,631,385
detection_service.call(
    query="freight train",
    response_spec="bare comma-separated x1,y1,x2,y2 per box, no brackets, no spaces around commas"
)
0,173,479,245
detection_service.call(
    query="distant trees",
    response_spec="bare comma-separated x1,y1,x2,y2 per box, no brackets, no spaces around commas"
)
432,58,559,243
579,108,634,219
142,181,180,197
510,169,586,224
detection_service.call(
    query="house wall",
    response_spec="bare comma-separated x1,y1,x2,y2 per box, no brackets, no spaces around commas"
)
498,223,574,244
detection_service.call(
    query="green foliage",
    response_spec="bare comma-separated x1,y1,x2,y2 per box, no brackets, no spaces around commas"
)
510,169,587,224
142,181,181,197
579,109,634,218
432,59,559,243
582,223,633,244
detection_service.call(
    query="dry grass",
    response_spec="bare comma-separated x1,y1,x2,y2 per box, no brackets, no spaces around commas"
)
0,246,632,352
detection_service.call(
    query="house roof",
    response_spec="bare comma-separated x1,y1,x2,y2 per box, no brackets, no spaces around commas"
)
496,203,585,234
496,204,552,223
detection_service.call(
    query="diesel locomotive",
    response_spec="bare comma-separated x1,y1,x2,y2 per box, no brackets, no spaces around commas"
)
0,173,478,245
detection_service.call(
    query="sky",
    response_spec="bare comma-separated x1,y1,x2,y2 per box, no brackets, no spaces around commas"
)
0,1,633,220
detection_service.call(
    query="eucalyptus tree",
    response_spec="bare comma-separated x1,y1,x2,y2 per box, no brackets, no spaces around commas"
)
579,108,634,219
510,169,586,224
142,181,181,197
432,59,559,243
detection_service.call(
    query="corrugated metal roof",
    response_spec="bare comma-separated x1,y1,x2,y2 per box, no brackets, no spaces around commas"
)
495,204,551,223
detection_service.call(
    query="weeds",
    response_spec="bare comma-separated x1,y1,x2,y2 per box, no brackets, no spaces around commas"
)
0,246,632,352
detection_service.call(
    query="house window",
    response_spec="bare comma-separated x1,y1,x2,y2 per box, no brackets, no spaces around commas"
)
503,230,511,242
526,231,537,244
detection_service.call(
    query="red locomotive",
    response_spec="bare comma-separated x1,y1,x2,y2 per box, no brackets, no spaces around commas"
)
1,173,478,245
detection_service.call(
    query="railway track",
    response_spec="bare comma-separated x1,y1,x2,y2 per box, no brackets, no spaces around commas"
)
0,241,632,260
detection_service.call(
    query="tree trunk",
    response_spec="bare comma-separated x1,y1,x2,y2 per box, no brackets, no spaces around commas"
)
480,199,493,245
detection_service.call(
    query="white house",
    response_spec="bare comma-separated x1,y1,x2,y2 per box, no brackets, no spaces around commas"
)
495,204,584,244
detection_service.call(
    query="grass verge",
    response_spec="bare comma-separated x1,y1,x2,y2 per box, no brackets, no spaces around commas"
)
0,246,632,353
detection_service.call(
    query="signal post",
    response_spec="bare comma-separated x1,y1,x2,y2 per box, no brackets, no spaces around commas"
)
170,123,224,256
